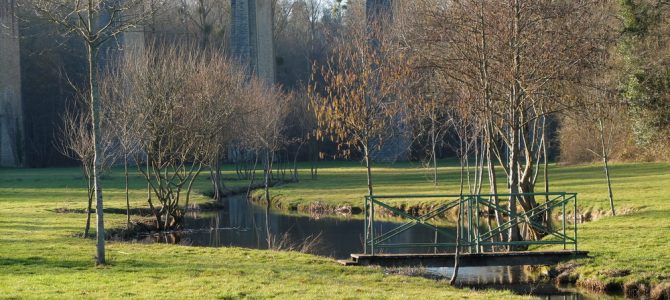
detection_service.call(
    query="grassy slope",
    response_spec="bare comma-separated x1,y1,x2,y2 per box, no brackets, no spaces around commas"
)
264,161,670,286
0,167,522,299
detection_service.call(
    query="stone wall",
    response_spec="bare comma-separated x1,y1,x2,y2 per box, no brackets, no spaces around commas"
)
0,0,24,166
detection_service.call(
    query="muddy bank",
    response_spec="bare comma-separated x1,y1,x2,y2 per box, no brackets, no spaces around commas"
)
249,194,362,216
545,263,670,299
560,206,638,223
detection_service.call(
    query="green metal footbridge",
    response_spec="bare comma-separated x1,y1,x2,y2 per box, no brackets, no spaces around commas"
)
340,192,588,267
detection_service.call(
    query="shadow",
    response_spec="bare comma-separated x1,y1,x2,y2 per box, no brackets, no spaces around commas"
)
0,257,89,269
50,207,153,216
0,255,174,270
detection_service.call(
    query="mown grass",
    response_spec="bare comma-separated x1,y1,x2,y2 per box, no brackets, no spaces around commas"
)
263,160,670,290
0,166,524,299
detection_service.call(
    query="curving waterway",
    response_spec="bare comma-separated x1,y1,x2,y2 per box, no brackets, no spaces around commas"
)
138,195,623,300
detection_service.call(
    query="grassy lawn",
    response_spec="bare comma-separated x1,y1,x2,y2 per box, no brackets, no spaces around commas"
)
0,167,524,299
262,160,670,290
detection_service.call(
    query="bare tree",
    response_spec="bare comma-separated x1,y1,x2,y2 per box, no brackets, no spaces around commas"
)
178,0,230,48
29,0,167,265
568,84,624,217
407,70,452,185
100,65,143,228
56,92,115,237
309,16,415,197
104,45,234,230
412,0,609,242
241,80,291,204
196,51,246,202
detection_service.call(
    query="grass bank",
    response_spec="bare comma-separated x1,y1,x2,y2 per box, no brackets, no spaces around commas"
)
258,160,670,296
0,167,523,299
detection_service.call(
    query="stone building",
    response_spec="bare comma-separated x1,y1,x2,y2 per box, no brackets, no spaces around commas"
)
0,0,24,167
231,0,275,84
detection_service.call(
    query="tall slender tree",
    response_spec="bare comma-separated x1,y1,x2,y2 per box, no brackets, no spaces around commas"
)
309,17,415,197
29,0,166,265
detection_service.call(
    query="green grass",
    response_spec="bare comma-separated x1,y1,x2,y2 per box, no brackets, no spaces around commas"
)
263,160,670,288
0,166,524,299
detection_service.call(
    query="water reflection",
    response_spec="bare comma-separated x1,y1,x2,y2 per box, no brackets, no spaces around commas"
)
138,195,621,300
429,266,623,300
142,195,463,258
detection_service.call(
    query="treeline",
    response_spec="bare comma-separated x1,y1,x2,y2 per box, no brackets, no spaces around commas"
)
19,0,670,168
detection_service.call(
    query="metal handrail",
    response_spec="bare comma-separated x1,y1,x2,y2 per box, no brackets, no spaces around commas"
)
363,193,578,255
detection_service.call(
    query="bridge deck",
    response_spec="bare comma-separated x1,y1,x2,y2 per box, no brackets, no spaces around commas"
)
338,250,588,267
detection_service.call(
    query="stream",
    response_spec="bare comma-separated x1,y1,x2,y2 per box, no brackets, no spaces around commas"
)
138,195,624,300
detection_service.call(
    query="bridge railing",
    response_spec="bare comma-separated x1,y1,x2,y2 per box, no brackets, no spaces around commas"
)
363,193,578,255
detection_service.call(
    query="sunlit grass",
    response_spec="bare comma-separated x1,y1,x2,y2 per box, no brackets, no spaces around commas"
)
265,160,670,287
0,166,524,299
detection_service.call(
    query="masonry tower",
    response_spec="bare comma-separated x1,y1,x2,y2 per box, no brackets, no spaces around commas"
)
231,0,275,84
0,0,24,167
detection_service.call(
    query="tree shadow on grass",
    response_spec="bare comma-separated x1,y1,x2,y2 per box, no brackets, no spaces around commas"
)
0,256,172,271
0,256,89,269
50,207,153,216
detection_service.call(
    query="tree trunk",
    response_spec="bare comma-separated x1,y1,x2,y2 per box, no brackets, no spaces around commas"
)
264,149,273,248
508,125,521,246
431,112,438,186
599,119,615,216
146,153,151,202
450,199,462,285
216,158,225,193
125,153,130,228
311,139,319,179
246,152,260,198
210,156,223,202
479,2,504,246
87,41,105,266
265,199,272,249
364,144,374,196
293,142,304,182
184,164,204,218
485,132,504,244
264,150,272,204
84,172,93,237
542,118,552,229
507,0,522,247
363,143,374,255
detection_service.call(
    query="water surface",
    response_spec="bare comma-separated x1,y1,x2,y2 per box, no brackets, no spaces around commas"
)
140,195,622,299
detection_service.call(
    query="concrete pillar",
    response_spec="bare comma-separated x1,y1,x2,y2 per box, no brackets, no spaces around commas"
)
0,0,24,167
97,1,145,70
231,0,275,84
